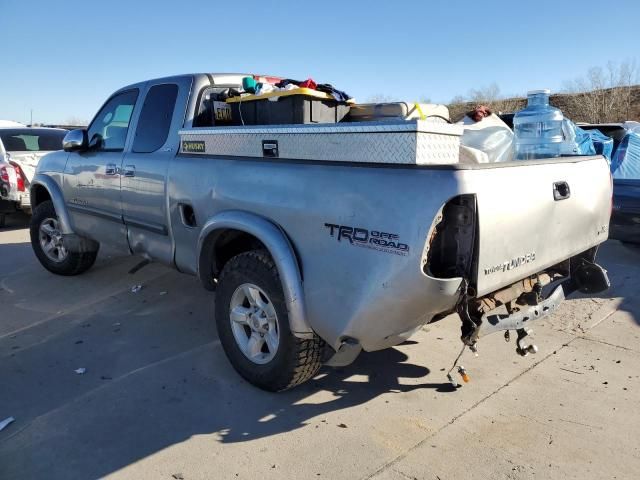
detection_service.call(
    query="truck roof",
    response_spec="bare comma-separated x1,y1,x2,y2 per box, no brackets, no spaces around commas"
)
117,73,251,93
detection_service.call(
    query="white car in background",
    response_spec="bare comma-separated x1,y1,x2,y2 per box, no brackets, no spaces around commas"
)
0,126,67,226
0,120,26,127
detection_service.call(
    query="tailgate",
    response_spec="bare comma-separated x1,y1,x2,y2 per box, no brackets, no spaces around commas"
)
464,156,612,296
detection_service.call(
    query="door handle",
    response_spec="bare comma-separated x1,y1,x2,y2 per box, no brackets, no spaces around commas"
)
123,165,136,177
553,181,571,201
105,163,118,175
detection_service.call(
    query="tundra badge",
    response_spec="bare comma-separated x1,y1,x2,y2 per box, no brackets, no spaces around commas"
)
483,252,536,275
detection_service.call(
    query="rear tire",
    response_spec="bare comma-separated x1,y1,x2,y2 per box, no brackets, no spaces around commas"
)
215,250,324,391
30,200,99,276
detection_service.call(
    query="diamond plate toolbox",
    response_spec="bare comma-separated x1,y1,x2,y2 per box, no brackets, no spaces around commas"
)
179,119,463,165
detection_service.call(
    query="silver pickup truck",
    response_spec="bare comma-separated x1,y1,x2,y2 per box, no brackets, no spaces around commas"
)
29,73,611,391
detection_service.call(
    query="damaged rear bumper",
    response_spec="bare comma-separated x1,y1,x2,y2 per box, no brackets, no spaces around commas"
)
461,256,610,347
477,284,565,338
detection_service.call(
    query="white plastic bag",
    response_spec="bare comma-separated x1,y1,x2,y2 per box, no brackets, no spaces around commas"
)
457,114,514,163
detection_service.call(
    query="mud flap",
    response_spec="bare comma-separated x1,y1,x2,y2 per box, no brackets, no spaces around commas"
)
324,338,362,367
572,261,610,294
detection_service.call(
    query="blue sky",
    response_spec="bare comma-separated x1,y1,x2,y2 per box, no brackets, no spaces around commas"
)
1,0,638,124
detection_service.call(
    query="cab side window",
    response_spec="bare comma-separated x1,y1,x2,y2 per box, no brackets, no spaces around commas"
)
132,84,178,153
87,90,139,151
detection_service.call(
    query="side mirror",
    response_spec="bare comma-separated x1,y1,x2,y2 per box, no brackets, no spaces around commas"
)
63,129,88,152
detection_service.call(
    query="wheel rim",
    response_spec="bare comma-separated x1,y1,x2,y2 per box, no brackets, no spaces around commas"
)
229,283,280,365
39,217,68,263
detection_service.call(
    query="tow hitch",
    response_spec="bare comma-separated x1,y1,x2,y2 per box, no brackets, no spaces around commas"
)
447,260,609,388
447,284,561,387
513,328,538,357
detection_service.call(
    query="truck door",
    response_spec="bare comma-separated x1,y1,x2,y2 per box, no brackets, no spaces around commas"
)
120,77,192,265
64,89,140,250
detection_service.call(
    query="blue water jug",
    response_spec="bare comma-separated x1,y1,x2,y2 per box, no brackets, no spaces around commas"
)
514,89,564,160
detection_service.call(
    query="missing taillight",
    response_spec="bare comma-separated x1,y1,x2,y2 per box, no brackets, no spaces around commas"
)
424,195,477,281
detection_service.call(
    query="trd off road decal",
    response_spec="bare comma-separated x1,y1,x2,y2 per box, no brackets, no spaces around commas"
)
324,223,409,256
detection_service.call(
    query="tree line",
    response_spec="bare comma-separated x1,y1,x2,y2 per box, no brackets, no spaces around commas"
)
447,60,639,123
368,60,639,124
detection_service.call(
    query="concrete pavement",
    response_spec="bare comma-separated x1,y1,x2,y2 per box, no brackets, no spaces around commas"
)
0,213,638,480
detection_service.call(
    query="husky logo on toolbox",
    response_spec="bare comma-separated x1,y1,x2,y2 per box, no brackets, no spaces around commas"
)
324,223,409,256
182,140,205,153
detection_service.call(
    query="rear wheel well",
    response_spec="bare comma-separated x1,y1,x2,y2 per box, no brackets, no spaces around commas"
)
31,184,51,209
199,229,267,290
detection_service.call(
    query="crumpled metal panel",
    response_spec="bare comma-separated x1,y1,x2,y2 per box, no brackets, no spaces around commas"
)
179,120,462,165
7,151,48,182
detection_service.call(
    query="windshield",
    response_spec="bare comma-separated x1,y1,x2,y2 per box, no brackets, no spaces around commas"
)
0,128,67,152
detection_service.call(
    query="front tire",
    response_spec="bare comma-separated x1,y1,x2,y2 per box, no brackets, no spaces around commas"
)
30,200,98,276
215,250,324,391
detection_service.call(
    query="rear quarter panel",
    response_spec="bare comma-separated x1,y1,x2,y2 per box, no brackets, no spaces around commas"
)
169,157,465,350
